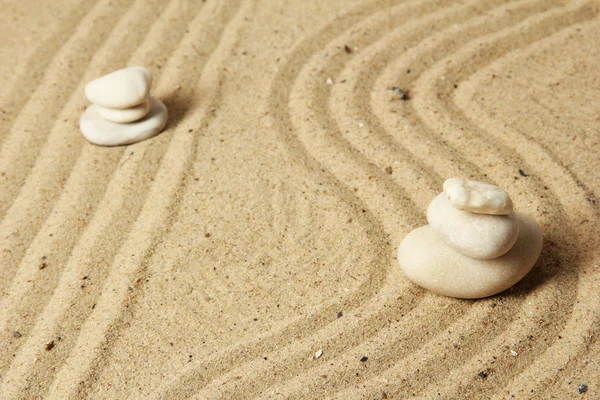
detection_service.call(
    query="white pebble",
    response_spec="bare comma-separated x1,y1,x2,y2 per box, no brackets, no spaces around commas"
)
96,98,150,123
80,96,167,146
315,349,323,359
85,66,153,109
510,350,518,357
427,193,519,259
397,212,542,299
326,78,333,85
443,178,513,215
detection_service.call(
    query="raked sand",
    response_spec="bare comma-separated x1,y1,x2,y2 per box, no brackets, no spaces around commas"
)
1,0,599,398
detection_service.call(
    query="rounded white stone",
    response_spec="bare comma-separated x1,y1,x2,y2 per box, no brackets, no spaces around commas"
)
443,178,513,215
80,96,167,146
427,193,519,259
397,212,542,299
96,98,150,123
85,66,153,109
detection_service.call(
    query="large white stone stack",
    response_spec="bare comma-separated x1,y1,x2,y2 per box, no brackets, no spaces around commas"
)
398,178,543,299
80,66,167,146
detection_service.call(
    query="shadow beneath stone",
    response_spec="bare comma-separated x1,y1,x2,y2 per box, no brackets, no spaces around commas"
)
499,231,575,299
160,89,200,132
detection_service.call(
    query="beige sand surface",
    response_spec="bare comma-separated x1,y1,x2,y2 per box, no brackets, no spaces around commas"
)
1,0,599,398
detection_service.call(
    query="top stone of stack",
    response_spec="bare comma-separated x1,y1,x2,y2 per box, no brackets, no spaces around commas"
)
85,66,153,109
443,178,513,215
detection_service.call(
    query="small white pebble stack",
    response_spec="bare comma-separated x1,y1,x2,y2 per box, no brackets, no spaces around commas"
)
397,178,543,299
80,66,168,146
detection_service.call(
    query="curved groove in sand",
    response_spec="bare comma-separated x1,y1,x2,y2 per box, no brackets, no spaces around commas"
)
0,0,185,319
190,1,566,399
0,1,213,397
253,1,578,398
157,1,414,398
212,1,594,399
164,0,582,398
39,1,252,398
0,0,196,335
232,1,518,398
0,0,180,363
0,0,140,219
253,1,547,397
0,0,162,296
330,2,598,398
407,4,597,398
447,20,600,400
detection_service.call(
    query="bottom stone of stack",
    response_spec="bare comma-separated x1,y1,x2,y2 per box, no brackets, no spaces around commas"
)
80,96,167,146
397,212,543,299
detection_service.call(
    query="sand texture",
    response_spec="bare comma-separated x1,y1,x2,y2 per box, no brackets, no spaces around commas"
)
1,0,599,398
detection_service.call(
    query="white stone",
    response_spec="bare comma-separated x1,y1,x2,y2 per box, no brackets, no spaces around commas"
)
397,212,543,299
96,98,150,123
443,178,513,215
85,66,153,109
427,193,519,259
80,96,167,146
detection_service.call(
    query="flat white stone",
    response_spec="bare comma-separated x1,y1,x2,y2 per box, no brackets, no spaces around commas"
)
96,98,150,123
85,66,152,109
397,212,543,299
80,96,167,146
443,178,513,215
428,193,519,259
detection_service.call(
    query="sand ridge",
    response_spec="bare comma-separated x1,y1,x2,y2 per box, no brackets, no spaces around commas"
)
0,0,599,398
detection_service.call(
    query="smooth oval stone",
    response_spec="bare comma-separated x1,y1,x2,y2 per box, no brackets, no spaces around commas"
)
428,193,519,259
443,178,513,215
96,98,150,123
80,96,167,146
397,212,543,299
85,66,152,109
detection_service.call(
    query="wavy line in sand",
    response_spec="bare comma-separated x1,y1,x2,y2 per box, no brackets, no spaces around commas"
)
0,0,216,397
157,1,420,398
250,1,581,398
258,2,553,399
160,1,577,398
0,0,201,219
370,0,571,183
176,0,561,398
240,1,526,398
0,0,141,219
118,0,596,396
213,0,588,396
0,0,167,301
332,0,570,198
39,1,252,398
0,0,203,348
332,2,596,396
0,0,206,299
446,20,600,400
0,0,183,380
407,5,597,399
